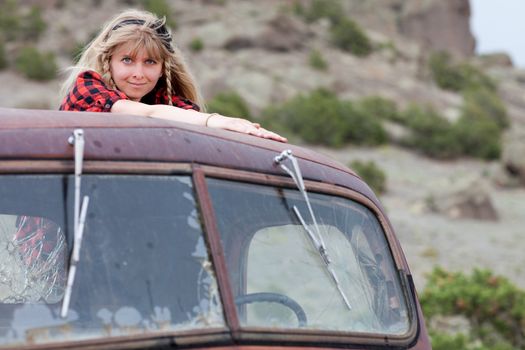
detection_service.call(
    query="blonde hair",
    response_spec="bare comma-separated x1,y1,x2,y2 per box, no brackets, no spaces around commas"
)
60,9,204,109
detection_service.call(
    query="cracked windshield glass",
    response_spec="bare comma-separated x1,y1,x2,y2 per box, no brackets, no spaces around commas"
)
0,175,223,347
207,179,410,335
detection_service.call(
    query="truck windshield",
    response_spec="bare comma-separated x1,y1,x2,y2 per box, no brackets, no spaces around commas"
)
207,178,411,335
0,175,223,347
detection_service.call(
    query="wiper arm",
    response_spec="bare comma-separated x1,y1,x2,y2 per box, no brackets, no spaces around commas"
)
61,129,90,318
274,150,351,310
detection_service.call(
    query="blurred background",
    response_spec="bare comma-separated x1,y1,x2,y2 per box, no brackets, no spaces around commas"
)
1,0,524,348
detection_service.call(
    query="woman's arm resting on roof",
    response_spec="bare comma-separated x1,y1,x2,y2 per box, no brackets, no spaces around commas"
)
111,99,287,142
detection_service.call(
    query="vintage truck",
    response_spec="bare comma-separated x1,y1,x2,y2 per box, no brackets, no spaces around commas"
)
0,107,430,349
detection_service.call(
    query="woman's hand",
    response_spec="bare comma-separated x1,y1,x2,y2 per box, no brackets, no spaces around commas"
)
206,114,287,143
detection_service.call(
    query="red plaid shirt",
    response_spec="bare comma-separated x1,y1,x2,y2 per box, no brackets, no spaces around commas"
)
14,216,65,270
59,70,200,112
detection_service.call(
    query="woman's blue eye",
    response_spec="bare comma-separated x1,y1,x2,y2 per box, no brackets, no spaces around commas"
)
146,59,157,65
122,57,132,63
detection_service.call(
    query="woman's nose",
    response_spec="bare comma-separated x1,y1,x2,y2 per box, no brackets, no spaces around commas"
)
131,64,144,79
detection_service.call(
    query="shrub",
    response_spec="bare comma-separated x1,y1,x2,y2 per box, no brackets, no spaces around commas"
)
421,267,525,350
308,49,328,71
453,112,502,160
398,104,463,159
458,62,497,92
0,0,21,41
264,89,348,147
393,101,504,160
20,5,47,41
429,51,496,92
444,86,507,160
0,41,7,70
462,86,509,130
0,2,47,42
207,91,252,119
141,0,176,28
356,96,400,122
263,89,386,147
189,37,204,53
330,18,372,57
349,160,386,194
428,51,465,91
300,0,344,24
15,46,58,81
297,0,372,57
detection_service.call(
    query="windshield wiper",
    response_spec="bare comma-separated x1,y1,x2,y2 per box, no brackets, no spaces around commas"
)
61,129,90,318
274,150,351,310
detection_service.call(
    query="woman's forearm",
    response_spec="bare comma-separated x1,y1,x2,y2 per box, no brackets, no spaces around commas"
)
111,99,210,125
111,99,287,142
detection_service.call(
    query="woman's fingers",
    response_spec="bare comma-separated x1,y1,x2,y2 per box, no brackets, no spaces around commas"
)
207,115,287,142
249,127,287,142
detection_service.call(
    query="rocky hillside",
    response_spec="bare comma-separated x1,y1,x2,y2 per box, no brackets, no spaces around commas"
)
1,0,524,291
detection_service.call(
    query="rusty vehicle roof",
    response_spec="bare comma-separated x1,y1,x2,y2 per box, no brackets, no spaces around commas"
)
0,107,378,206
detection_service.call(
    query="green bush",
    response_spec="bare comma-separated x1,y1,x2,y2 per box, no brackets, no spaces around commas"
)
429,332,471,350
392,102,504,160
0,2,47,42
263,89,386,147
299,0,344,24
428,51,465,91
141,0,176,28
429,51,496,92
189,37,204,53
0,41,7,70
462,86,509,130
398,105,463,159
297,0,372,57
356,96,400,122
330,18,372,57
349,160,386,194
207,91,252,119
308,49,328,71
20,5,47,41
453,114,502,160
0,0,21,41
445,86,507,160
458,62,497,92
15,46,58,81
421,267,525,350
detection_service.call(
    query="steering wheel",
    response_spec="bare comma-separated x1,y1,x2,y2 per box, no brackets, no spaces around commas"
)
234,292,307,327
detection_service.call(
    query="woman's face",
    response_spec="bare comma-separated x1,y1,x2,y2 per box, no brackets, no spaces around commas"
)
110,43,163,101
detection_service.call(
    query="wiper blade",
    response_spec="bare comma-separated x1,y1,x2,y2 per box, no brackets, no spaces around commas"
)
275,150,351,310
61,129,90,318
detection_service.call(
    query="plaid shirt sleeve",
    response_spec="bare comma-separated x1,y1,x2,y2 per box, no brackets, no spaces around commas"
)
59,71,128,112
171,95,200,111
154,89,200,111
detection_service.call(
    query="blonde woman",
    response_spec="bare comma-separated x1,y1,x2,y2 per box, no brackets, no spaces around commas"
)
60,9,286,142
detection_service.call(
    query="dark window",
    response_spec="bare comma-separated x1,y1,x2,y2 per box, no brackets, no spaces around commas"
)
0,175,223,346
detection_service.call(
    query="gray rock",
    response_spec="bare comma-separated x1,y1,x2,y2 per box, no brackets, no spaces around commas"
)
502,128,525,186
427,180,499,221
257,14,310,52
